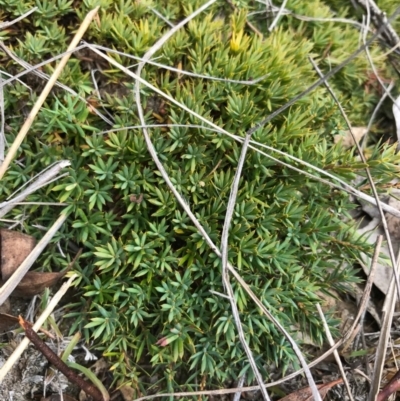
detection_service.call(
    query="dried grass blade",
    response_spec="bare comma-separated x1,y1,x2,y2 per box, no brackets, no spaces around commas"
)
0,7,99,179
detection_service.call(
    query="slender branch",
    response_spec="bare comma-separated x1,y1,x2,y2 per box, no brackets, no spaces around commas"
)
19,316,104,401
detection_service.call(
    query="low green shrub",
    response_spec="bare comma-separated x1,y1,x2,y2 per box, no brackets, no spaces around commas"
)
1,0,399,393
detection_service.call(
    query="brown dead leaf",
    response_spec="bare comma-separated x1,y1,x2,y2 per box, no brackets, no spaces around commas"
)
0,270,66,297
0,228,69,297
119,384,136,401
334,127,367,149
0,228,36,280
277,379,343,401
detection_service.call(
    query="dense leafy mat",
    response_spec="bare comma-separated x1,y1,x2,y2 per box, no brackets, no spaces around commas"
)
1,0,400,393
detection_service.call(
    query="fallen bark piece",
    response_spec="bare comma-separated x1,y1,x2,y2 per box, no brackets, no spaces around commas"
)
1,270,66,298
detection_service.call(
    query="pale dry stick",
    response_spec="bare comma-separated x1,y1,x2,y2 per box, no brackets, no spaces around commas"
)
220,130,272,401
0,7,38,29
376,40,400,58
86,48,400,218
8,202,67,206
0,42,114,127
0,213,67,306
249,8,374,31
0,7,99,180
133,2,268,399
0,273,77,383
0,160,71,218
244,6,400,140
86,43,269,85
149,7,175,27
355,0,400,48
0,42,268,90
4,160,69,202
0,173,70,215
316,303,355,401
233,375,246,401
369,249,400,401
310,57,400,303
268,0,288,31
132,234,382,401
91,122,400,218
361,81,394,150
0,70,32,94
309,57,400,401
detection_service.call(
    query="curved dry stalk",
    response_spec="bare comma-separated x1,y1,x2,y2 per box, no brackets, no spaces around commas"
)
0,273,77,383
316,303,355,401
127,234,383,401
0,7,38,29
0,213,67,306
0,160,71,218
87,48,400,218
132,1,273,399
0,7,99,179
309,56,400,401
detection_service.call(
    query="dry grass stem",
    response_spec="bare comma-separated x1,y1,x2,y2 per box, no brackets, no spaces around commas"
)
0,273,77,383
0,213,67,306
0,7,38,29
356,0,400,47
310,57,400,299
87,47,400,218
0,160,70,218
0,7,99,179
361,81,394,149
268,0,288,31
132,1,272,399
316,303,355,401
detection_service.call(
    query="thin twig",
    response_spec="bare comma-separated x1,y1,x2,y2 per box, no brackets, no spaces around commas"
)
19,316,104,401
0,7,38,29
0,274,77,382
0,42,113,127
87,45,400,218
86,43,269,85
317,302,355,400
0,7,99,180
355,0,400,49
361,81,394,150
245,6,400,139
268,0,288,31
308,55,400,401
233,375,246,401
0,160,70,218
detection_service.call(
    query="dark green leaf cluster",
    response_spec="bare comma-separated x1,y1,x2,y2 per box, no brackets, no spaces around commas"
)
1,0,400,393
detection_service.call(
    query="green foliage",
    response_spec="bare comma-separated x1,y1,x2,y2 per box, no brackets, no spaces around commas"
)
1,0,400,394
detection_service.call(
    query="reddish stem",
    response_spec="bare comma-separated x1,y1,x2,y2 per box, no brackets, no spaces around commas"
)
19,316,104,401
